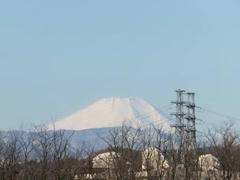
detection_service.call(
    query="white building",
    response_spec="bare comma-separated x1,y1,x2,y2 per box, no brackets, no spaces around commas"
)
199,154,220,171
142,147,169,171
92,151,117,169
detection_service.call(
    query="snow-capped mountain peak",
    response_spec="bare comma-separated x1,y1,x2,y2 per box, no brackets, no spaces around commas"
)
52,97,171,132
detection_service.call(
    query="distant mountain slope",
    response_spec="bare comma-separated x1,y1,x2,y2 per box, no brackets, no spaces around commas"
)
52,97,171,132
0,128,112,154
64,127,114,151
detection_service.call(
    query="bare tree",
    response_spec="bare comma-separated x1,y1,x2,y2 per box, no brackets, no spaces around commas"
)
102,125,142,180
32,125,54,180
51,126,74,180
141,126,170,179
207,122,240,180
1,131,22,180
17,130,35,179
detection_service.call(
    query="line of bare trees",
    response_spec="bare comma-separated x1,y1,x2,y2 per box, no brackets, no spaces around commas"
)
0,121,239,180
0,125,85,180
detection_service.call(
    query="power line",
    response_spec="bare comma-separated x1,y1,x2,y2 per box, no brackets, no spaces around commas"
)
196,106,240,121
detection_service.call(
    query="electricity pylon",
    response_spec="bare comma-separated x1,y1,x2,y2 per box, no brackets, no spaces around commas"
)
171,89,197,163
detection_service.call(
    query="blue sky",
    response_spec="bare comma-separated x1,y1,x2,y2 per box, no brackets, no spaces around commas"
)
1,0,240,130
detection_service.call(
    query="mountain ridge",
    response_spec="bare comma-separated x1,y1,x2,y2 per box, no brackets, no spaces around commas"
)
51,97,171,132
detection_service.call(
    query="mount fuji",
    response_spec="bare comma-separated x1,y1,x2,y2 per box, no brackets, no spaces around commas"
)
52,97,171,132
0,98,172,152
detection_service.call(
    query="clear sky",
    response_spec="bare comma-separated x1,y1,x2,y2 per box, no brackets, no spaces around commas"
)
1,0,240,130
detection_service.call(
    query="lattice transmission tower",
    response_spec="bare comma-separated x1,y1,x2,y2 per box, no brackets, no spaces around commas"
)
171,89,197,163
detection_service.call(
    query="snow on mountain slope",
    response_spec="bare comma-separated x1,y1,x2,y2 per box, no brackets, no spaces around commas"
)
52,97,171,132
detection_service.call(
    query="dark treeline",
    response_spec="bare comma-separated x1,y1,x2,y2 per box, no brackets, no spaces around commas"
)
0,122,240,180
